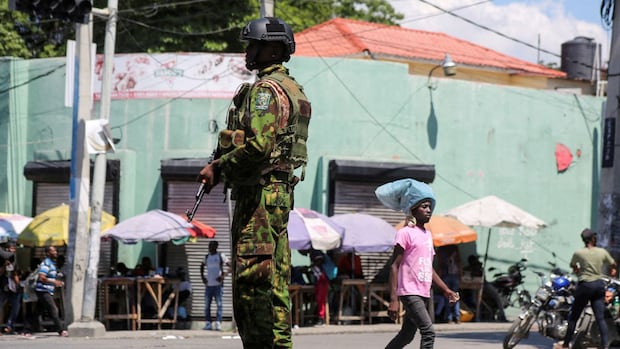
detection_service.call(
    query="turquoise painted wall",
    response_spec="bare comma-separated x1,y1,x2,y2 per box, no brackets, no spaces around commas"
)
0,55,605,304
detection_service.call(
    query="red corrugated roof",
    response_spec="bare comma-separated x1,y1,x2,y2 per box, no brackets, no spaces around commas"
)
295,18,565,78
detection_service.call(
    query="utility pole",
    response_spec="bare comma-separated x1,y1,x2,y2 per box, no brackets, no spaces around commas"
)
66,16,93,331
260,0,274,17
8,0,96,336
598,0,620,258
71,0,118,337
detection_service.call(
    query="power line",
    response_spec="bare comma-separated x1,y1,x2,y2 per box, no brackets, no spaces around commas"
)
107,20,237,129
417,0,561,59
0,63,65,95
119,16,242,36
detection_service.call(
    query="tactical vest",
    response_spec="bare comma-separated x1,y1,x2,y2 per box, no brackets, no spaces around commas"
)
222,69,311,180
263,70,311,179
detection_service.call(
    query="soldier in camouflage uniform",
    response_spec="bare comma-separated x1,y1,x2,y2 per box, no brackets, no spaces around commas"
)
199,17,311,349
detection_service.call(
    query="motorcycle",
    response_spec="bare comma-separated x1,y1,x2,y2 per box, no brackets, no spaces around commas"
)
479,258,531,322
503,265,574,349
570,277,620,349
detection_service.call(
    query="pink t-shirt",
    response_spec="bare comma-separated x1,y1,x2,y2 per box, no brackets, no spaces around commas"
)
394,225,435,298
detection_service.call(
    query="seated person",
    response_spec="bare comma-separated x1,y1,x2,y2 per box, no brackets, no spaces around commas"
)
463,254,483,277
165,267,192,320
134,257,154,277
176,267,191,305
291,265,311,285
113,262,130,276
336,252,364,279
462,254,484,311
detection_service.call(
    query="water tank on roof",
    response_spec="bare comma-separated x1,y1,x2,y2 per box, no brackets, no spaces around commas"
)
561,36,596,80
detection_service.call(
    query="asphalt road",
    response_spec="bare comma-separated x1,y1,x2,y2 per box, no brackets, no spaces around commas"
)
0,323,556,349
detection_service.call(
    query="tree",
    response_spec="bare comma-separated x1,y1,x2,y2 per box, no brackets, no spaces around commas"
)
97,0,255,54
4,0,403,58
276,0,403,32
0,0,74,58
96,0,403,54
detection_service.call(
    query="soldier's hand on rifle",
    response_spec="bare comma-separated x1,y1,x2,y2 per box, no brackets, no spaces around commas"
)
199,159,221,188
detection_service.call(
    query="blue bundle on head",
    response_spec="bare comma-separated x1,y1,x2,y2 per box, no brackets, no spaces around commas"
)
375,178,436,214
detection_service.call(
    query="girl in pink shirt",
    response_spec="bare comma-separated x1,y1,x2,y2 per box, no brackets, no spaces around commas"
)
375,178,458,349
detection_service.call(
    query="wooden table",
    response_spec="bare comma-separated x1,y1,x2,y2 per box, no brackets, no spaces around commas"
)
334,279,366,324
460,276,484,321
100,277,138,331
136,277,179,330
289,284,318,327
367,283,404,324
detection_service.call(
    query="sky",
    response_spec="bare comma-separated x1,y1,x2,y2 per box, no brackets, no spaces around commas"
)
388,0,611,68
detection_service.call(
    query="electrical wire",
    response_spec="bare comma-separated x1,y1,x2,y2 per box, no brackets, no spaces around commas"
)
107,20,237,129
0,63,65,95
418,0,561,59
120,16,242,36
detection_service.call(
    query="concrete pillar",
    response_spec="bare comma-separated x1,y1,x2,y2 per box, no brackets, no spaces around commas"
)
597,0,620,258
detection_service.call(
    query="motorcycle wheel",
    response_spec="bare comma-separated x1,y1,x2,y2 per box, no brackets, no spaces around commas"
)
503,311,534,349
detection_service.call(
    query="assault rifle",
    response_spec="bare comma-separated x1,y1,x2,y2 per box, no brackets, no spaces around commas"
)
185,149,221,223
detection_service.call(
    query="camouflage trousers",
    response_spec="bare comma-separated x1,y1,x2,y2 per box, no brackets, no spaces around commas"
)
231,180,293,349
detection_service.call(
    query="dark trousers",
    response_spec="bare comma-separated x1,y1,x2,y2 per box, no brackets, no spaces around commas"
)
4,291,21,329
385,295,436,349
0,289,21,329
28,291,64,334
563,279,608,348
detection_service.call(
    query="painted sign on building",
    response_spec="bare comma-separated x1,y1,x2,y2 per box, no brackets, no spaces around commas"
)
66,50,254,105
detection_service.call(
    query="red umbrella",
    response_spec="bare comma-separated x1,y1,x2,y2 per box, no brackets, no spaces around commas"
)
182,215,216,239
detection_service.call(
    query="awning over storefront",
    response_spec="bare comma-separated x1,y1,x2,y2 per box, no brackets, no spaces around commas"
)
328,159,435,183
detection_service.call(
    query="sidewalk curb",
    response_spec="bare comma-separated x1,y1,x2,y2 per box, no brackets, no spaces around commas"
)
37,322,513,340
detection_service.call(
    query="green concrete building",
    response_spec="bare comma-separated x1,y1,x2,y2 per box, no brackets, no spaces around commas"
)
0,54,605,323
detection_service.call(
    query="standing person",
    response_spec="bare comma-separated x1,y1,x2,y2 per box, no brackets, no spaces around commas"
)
435,245,461,324
34,246,68,337
200,240,229,331
556,229,617,349
310,250,329,326
375,178,459,349
462,254,483,311
198,16,311,349
0,242,21,334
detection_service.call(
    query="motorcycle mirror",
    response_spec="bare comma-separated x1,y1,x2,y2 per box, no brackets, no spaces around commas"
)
520,258,528,262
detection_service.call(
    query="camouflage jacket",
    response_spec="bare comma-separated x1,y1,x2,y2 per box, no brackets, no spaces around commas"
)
219,64,306,185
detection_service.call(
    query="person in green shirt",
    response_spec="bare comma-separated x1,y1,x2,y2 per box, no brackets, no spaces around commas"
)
557,228,617,349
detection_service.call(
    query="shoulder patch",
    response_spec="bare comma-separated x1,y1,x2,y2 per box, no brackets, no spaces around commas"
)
255,92,271,111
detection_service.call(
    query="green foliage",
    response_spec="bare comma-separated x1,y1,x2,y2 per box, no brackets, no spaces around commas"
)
3,0,403,58
1,0,75,58
99,0,255,54
330,0,404,25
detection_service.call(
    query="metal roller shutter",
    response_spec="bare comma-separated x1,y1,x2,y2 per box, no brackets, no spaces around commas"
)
164,181,234,321
328,159,435,284
332,180,400,283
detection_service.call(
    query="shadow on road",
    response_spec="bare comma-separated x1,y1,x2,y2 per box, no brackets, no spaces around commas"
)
440,331,555,349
